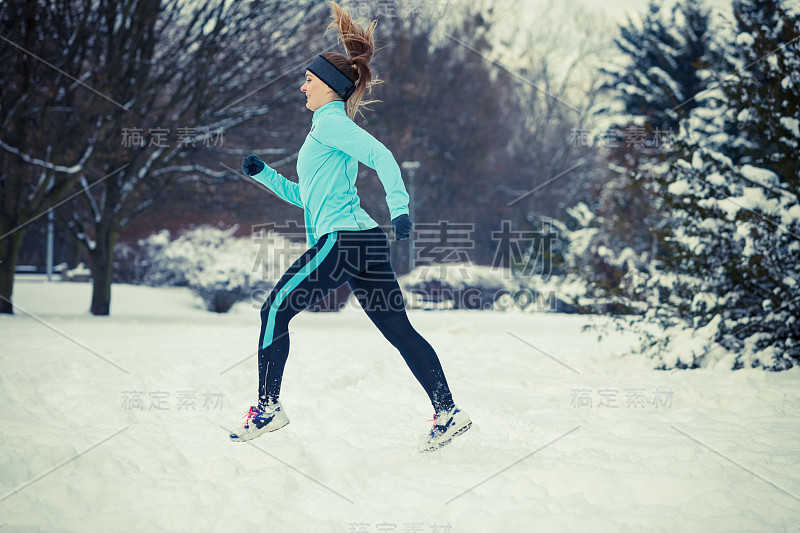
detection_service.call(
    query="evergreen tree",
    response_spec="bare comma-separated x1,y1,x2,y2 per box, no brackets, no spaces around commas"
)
581,0,715,303
650,0,800,369
601,0,714,131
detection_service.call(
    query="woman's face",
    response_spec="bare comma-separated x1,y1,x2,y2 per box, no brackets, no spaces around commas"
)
301,70,336,111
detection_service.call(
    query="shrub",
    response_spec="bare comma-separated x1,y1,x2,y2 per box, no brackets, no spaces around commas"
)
399,262,516,310
121,225,304,313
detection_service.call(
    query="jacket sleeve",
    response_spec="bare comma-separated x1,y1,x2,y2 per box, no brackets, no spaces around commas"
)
312,115,410,219
250,164,304,208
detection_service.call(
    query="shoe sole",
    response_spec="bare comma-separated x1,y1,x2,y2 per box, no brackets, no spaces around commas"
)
229,418,290,442
419,421,472,453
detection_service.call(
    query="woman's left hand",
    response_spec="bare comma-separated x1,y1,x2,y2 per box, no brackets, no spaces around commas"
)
392,214,412,240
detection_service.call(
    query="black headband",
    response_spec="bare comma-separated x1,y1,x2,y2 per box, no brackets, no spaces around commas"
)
307,55,356,101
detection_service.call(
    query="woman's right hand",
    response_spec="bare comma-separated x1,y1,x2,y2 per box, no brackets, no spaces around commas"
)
241,154,265,176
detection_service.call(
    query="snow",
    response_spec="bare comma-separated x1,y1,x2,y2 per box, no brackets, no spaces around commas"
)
735,32,755,47
402,263,516,291
782,204,800,227
736,108,751,123
63,262,92,280
566,202,595,227
700,186,782,224
647,66,683,100
767,54,779,70
564,227,599,257
740,164,779,188
667,179,691,195
2,280,800,532
780,116,800,139
75,232,97,252
691,151,703,170
690,292,717,314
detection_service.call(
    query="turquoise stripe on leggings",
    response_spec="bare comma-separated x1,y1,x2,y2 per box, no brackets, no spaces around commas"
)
262,231,338,349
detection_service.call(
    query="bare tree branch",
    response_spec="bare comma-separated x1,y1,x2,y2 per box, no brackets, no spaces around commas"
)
0,138,93,174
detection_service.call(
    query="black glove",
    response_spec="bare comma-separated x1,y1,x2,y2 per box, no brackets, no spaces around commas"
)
241,154,265,176
392,213,412,240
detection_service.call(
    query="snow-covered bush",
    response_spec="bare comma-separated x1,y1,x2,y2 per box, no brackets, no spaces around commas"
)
548,207,645,314
139,229,190,287
113,242,144,284
503,208,645,315
399,262,518,310
165,226,259,312
183,232,260,313
119,225,304,313
396,259,591,314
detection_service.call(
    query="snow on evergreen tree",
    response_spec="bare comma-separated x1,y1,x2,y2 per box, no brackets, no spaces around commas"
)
600,0,715,131
579,0,716,303
647,0,800,369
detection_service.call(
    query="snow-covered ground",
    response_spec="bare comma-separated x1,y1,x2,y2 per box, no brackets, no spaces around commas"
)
1,279,799,532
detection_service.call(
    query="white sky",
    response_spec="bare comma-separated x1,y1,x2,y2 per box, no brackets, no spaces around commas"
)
467,0,738,86
522,0,734,22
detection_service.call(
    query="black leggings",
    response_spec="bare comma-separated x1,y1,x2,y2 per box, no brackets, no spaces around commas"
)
257,226,455,412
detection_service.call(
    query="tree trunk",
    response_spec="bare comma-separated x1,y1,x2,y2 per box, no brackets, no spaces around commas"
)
88,224,120,316
0,221,24,315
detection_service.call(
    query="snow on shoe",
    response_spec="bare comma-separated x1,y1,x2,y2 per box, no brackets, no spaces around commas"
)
418,406,471,452
229,402,289,442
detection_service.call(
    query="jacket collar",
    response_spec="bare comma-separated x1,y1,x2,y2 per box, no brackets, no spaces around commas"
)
312,100,346,125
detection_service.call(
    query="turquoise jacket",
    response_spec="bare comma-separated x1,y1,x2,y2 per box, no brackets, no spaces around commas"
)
250,100,410,248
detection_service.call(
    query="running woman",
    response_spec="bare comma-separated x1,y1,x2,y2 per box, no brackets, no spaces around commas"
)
230,2,471,452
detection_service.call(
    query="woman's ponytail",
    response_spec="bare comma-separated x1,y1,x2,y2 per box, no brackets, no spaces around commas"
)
322,1,381,120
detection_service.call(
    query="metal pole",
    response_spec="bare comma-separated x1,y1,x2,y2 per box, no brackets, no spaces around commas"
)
401,161,420,275
46,209,54,281
408,167,416,274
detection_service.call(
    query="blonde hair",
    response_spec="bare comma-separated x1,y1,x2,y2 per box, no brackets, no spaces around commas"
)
322,1,382,119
